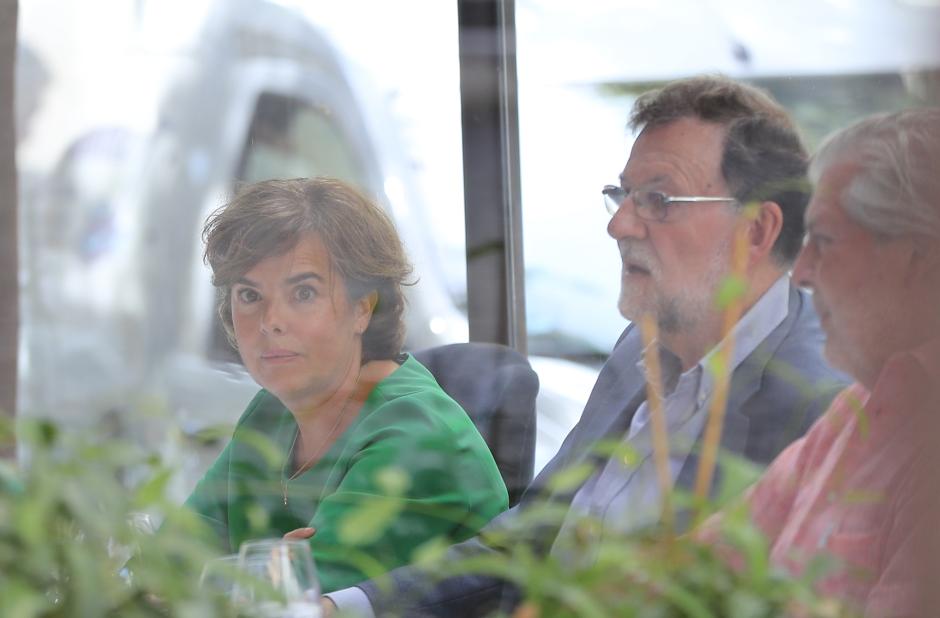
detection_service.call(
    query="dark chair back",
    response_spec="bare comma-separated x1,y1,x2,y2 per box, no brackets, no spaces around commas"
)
412,342,538,507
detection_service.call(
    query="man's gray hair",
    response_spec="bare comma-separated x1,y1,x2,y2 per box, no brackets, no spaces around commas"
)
630,75,810,265
810,108,940,240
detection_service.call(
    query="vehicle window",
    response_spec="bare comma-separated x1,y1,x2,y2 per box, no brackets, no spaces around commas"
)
238,92,368,187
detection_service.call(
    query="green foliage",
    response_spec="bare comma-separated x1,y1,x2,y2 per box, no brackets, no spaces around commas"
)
338,469,407,547
424,494,849,618
714,275,748,311
408,441,854,618
0,418,243,617
0,389,858,617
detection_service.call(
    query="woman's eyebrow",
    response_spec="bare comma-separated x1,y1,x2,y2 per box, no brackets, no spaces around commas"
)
284,272,324,285
234,272,324,288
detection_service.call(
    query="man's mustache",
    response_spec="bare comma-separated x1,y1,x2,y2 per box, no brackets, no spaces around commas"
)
618,242,658,274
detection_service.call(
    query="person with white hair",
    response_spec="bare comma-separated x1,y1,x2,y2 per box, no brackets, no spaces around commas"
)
737,107,940,616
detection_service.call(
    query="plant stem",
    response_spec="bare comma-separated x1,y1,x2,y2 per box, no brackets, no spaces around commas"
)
639,314,674,536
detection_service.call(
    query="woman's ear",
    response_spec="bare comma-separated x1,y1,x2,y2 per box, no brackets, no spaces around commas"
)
354,291,378,335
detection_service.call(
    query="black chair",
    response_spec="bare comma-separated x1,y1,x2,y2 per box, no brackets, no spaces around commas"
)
412,342,538,507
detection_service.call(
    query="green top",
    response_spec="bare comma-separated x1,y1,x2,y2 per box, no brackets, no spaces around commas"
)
184,355,509,592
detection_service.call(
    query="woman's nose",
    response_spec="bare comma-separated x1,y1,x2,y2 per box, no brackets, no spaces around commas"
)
260,299,285,335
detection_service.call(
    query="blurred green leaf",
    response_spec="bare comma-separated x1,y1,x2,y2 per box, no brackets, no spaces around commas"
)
410,536,450,567
712,452,763,507
715,275,748,310
374,466,410,496
545,463,595,494
338,497,402,546
0,417,239,617
430,497,845,618
245,502,270,532
236,427,285,469
840,489,885,506
134,467,173,506
728,589,768,618
591,439,641,468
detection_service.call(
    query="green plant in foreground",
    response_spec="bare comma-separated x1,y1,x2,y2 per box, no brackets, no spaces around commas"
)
0,418,241,617
421,503,848,618
0,416,858,618
407,451,853,618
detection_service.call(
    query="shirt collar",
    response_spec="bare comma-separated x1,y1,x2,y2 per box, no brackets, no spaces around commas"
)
701,275,790,377
637,275,791,403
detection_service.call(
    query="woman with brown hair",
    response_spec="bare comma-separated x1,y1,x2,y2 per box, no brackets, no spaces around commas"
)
184,177,507,592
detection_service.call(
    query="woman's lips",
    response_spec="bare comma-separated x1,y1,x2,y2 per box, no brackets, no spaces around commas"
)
261,350,299,362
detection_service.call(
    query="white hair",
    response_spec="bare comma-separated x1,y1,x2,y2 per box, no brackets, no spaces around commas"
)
809,108,940,240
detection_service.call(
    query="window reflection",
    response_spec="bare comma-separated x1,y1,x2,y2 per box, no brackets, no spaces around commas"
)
15,0,471,489
516,1,940,365
14,0,940,482
239,93,367,186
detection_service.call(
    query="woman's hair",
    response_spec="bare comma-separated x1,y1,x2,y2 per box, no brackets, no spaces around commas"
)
203,177,414,362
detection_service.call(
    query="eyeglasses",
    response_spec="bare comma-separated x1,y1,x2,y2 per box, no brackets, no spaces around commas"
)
602,185,738,222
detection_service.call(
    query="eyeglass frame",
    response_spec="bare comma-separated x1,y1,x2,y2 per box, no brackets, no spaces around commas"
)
602,184,738,222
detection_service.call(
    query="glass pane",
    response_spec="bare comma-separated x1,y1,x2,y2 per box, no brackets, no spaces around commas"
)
207,92,376,364
238,93,369,186
516,0,940,461
15,0,466,496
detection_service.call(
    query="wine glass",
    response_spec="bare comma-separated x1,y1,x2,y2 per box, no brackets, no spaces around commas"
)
234,538,321,618
127,511,157,536
199,554,241,597
110,511,158,585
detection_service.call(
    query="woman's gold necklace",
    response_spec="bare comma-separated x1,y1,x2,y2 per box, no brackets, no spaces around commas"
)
281,371,361,507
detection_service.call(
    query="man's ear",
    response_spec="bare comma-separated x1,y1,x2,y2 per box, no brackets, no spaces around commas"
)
354,291,379,335
744,200,784,265
905,235,940,285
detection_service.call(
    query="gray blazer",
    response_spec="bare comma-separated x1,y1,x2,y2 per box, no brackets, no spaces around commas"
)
359,285,849,617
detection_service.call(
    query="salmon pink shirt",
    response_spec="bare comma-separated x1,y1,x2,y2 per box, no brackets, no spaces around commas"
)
744,338,940,616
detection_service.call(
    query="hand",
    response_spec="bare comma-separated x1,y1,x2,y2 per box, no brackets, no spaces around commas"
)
321,596,337,617
283,527,316,540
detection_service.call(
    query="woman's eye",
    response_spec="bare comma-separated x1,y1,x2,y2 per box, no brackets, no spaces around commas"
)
294,285,316,302
235,288,259,304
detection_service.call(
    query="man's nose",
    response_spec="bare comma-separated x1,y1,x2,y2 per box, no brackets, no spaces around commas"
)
607,198,648,240
791,243,815,289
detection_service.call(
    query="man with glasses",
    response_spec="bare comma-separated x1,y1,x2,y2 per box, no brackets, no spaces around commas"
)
323,75,848,617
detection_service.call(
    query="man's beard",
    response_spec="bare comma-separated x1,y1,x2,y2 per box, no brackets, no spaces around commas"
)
617,239,732,334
